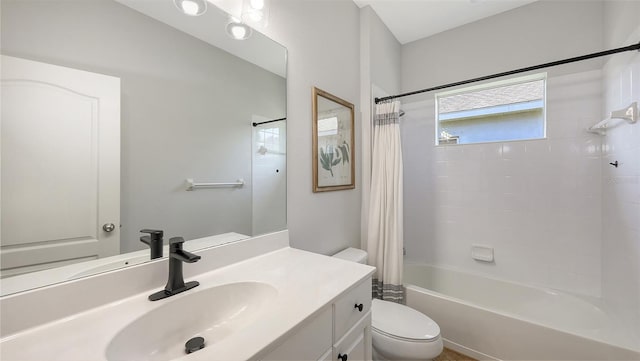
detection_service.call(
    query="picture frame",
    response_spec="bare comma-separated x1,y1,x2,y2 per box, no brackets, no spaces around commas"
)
312,87,355,192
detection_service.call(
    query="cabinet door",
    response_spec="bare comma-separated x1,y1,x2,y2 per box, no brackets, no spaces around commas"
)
334,312,371,361
334,278,371,340
336,332,365,361
262,307,332,361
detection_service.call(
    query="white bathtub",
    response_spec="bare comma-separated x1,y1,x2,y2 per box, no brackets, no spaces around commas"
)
404,263,640,360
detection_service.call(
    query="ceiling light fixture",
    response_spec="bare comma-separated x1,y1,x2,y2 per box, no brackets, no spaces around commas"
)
241,0,269,28
250,0,265,10
173,0,207,16
226,20,252,40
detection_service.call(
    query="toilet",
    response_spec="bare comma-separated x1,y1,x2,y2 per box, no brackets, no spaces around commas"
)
333,248,443,361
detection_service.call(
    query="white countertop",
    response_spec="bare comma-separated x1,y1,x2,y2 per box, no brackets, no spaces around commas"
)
0,247,375,361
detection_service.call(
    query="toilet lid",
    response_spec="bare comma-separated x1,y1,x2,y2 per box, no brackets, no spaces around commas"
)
371,299,440,341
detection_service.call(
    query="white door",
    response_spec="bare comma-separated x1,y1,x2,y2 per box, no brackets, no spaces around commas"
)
1,55,120,277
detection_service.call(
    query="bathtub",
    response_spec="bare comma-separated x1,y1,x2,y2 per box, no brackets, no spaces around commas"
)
404,263,640,360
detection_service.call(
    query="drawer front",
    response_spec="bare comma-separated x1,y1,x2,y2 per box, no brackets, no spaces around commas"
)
334,312,371,361
318,348,333,361
262,306,332,361
333,277,371,340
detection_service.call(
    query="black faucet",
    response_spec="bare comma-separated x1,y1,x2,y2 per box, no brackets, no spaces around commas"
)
140,229,164,260
149,237,201,301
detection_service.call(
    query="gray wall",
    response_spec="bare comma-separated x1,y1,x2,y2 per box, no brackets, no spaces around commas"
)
1,0,286,252
603,0,640,48
363,6,402,97
359,5,402,249
260,0,363,255
401,0,604,98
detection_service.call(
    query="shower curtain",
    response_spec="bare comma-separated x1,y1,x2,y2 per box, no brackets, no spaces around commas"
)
367,100,404,303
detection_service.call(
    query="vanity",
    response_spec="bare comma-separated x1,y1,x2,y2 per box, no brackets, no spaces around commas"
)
0,231,375,360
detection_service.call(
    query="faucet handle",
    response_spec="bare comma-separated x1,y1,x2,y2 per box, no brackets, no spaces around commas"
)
168,237,200,263
169,236,185,245
169,237,187,252
140,229,163,239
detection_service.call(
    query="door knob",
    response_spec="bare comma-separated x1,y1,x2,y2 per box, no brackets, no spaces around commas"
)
103,223,116,232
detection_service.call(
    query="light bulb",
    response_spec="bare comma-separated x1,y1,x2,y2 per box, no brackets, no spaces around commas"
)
248,10,263,22
250,0,265,10
174,0,207,16
231,26,247,40
181,0,199,15
242,0,268,27
226,22,252,40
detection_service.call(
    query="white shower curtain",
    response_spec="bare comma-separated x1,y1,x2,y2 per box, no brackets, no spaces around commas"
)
367,100,404,303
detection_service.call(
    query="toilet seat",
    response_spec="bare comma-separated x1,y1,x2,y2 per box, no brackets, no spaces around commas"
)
373,327,436,343
371,329,443,361
371,299,440,341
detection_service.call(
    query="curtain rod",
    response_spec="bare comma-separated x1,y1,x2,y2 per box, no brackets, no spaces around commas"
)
375,41,640,104
252,117,286,127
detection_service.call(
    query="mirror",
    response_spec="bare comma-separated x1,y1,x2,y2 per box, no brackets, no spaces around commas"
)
0,0,287,295
312,87,355,193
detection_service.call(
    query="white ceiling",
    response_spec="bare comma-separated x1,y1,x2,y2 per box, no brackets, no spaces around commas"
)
353,0,538,44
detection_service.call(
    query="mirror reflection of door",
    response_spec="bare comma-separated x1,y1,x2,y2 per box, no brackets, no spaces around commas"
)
0,56,120,277
252,116,286,235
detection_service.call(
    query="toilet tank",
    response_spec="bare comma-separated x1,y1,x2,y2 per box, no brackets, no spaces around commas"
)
332,248,367,264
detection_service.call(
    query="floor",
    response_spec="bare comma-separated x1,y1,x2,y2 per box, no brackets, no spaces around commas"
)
434,348,478,361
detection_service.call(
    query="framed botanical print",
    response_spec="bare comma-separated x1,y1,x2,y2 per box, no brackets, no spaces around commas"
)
312,87,355,192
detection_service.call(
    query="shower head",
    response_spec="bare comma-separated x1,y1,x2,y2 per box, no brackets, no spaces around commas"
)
399,110,405,117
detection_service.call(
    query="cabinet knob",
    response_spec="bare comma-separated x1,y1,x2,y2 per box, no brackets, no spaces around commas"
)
354,303,363,312
338,353,348,361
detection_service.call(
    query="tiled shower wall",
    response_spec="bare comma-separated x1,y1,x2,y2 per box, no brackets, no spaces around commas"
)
601,31,640,333
402,69,604,297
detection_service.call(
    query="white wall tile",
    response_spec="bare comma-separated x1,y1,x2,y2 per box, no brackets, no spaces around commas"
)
501,143,526,160
601,41,640,327
402,70,604,297
618,65,632,106
401,6,640,306
631,55,640,100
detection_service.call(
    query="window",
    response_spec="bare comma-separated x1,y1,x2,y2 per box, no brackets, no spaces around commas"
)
435,73,546,145
257,127,281,154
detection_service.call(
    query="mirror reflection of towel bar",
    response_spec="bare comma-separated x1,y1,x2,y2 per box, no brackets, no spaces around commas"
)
185,178,244,191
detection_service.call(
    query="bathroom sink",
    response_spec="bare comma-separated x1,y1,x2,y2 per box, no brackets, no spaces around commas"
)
105,282,278,361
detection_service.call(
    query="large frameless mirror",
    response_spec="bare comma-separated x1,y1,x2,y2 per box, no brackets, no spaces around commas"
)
0,0,287,295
